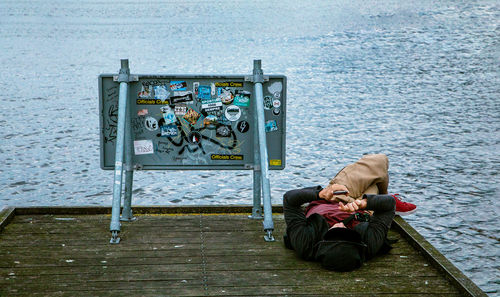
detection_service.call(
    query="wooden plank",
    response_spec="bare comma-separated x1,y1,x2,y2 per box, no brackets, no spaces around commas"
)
0,264,444,284
0,228,406,250
0,260,442,278
1,277,461,296
6,290,464,297
0,253,434,270
0,225,287,237
0,252,438,271
13,205,284,215
0,262,444,288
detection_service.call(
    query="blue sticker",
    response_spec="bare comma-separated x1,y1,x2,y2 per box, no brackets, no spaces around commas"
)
218,114,231,126
198,85,211,100
265,120,278,132
160,106,176,125
160,124,178,137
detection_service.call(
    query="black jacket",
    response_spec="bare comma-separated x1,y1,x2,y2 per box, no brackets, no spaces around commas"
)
283,186,396,261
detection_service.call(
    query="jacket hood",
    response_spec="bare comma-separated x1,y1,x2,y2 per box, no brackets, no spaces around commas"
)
314,227,367,271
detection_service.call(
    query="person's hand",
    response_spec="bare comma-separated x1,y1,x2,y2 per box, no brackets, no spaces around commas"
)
338,199,367,212
329,184,348,194
319,184,349,202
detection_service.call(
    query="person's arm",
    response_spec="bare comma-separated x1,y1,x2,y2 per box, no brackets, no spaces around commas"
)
283,186,322,228
363,194,395,257
340,194,395,258
284,184,348,228
283,186,327,259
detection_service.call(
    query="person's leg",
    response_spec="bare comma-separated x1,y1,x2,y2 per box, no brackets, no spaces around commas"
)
329,154,389,200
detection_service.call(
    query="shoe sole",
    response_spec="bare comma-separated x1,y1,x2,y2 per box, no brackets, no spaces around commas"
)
396,208,417,216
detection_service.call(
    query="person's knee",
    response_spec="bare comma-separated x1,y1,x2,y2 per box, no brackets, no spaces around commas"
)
361,154,389,170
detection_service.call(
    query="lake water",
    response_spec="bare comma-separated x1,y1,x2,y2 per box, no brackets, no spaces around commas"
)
0,0,499,294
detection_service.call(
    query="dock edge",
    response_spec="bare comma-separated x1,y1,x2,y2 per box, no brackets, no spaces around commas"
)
392,216,487,297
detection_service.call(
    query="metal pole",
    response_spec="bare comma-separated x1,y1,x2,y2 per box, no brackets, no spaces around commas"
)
121,89,135,222
249,130,263,219
109,59,131,244
252,60,275,241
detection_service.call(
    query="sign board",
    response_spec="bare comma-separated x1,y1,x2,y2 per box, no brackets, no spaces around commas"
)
99,75,286,170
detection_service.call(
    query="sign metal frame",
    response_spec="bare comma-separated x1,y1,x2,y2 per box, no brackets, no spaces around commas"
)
99,60,286,244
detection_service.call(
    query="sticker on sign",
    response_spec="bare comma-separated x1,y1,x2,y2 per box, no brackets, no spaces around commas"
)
134,140,154,155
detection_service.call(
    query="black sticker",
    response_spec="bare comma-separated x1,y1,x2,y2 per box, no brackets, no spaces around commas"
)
187,132,202,144
263,96,273,110
216,125,231,137
236,121,249,133
171,92,194,104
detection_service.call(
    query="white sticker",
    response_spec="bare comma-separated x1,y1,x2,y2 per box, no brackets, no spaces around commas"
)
144,116,159,131
268,81,282,94
153,85,170,99
211,83,216,96
173,91,192,97
174,105,188,116
224,105,241,121
272,99,281,108
202,100,223,111
134,140,154,155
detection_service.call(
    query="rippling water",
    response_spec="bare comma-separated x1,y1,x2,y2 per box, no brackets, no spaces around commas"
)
1,0,499,294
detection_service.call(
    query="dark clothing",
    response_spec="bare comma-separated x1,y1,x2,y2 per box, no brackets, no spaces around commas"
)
305,200,369,229
283,186,396,262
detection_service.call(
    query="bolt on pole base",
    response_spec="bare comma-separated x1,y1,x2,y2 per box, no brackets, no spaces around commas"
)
120,204,136,222
264,229,275,242
120,216,137,222
110,231,121,244
248,208,263,220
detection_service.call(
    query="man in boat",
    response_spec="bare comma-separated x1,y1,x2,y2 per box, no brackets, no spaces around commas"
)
283,154,417,271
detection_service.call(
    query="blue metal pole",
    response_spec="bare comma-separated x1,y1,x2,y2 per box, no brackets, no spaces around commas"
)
109,59,131,244
252,60,275,241
249,136,263,219
121,91,135,222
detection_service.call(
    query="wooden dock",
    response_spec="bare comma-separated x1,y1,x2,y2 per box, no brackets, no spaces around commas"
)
0,206,486,296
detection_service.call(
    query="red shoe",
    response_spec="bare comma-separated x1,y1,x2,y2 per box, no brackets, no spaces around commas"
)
392,194,417,215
